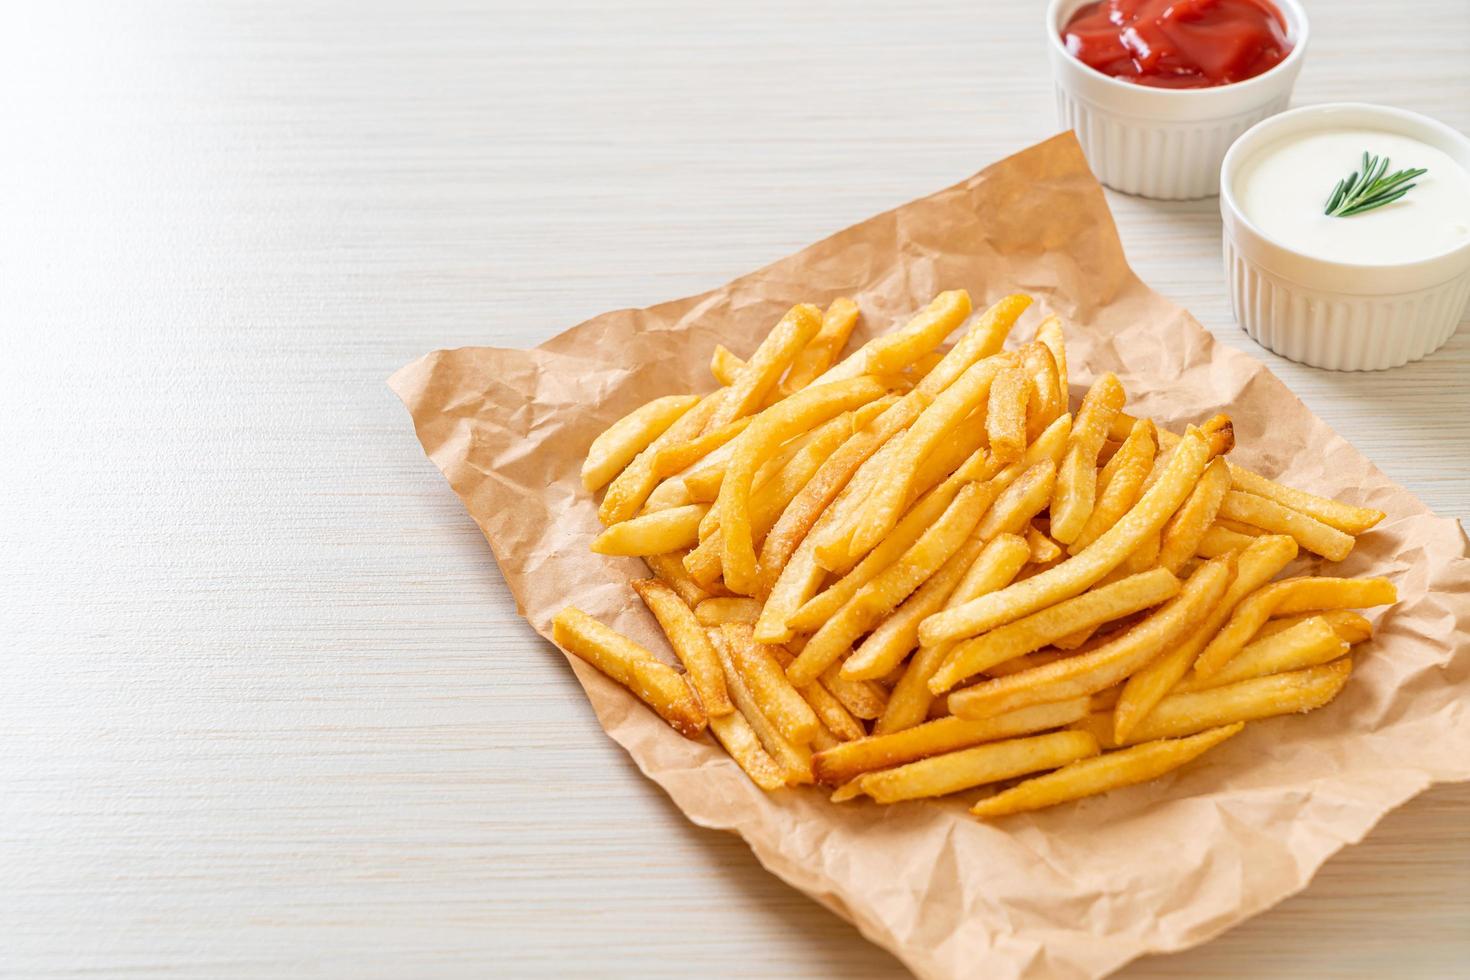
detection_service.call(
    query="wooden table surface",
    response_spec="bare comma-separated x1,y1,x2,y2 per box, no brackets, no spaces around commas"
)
3,1,1468,977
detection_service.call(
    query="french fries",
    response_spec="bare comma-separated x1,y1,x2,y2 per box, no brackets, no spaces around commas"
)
970,723,1242,818
557,290,1395,820
551,608,706,738
582,394,702,492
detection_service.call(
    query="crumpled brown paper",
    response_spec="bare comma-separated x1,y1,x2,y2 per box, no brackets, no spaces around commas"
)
389,133,1470,980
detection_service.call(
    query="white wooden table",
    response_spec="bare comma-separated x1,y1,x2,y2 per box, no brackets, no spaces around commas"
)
3,2,1467,977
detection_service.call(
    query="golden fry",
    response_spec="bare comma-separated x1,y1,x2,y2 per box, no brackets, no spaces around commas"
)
975,460,1057,540
864,290,972,375
708,627,812,782
721,624,821,746
1225,464,1385,535
599,394,720,525
1195,523,1257,558
551,608,706,738
1173,617,1349,693
632,578,733,716
1021,342,1062,441
1026,526,1063,564
708,711,787,791
1254,609,1373,645
1050,373,1127,544
986,363,1030,463
1157,456,1232,573
1218,489,1356,562
705,303,823,430
590,503,708,556
653,416,753,479
583,394,701,492
1070,418,1157,553
1035,315,1068,410
971,723,1243,818
709,344,744,387
643,550,720,607
781,297,861,395
856,730,1099,804
1081,659,1353,746
813,698,1089,786
694,597,763,626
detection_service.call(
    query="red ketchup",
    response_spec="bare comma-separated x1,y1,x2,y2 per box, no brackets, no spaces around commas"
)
1062,0,1292,89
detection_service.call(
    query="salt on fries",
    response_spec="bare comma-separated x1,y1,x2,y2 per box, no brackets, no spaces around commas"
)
553,290,1392,818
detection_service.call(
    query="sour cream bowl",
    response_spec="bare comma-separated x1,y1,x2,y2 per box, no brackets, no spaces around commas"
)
1221,103,1470,370
1047,0,1309,200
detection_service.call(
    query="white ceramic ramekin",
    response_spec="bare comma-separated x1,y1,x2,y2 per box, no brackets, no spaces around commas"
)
1220,103,1470,371
1046,0,1308,200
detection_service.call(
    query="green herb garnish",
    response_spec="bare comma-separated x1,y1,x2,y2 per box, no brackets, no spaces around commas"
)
1324,152,1427,217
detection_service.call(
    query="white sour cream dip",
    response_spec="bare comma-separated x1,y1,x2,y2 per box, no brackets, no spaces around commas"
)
1233,128,1470,265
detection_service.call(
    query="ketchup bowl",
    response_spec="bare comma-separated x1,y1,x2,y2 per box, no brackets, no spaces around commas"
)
1046,0,1309,199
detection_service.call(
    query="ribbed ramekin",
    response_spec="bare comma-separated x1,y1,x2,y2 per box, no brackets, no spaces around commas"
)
1220,103,1470,371
1046,0,1308,200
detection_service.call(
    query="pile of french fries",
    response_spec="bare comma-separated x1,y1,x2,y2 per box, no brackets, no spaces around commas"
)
554,291,1395,818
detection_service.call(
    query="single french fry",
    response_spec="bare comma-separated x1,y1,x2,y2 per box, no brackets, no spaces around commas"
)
1036,316,1068,407
842,354,1013,562
1021,342,1062,441
591,503,709,556
840,532,990,682
653,416,753,479
1194,575,1397,678
644,550,719,607
583,394,702,492
643,472,697,512
708,711,787,791
708,627,812,782
812,697,1089,786
599,393,721,525
829,778,866,803
863,290,973,375
781,297,861,395
856,730,1099,804
1050,373,1127,545
1217,489,1356,562
720,624,821,746
1080,659,1353,746
694,597,763,626
787,481,991,687
632,579,733,716
930,567,1182,693
709,344,744,387
975,460,1057,540
919,424,1231,647
986,363,1030,464
716,376,891,595
1173,617,1349,693
1195,523,1258,558
1215,517,1267,537
971,723,1243,818
551,608,706,738
878,534,1032,735
950,556,1233,720
1111,534,1299,741
1069,418,1157,554
1254,609,1373,645
1156,456,1233,573
1026,525,1063,564
705,303,823,430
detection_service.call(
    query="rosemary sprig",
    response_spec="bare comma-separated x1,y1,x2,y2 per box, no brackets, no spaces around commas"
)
1324,151,1427,217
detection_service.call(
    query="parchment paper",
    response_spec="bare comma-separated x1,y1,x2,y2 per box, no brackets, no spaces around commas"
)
389,133,1470,980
